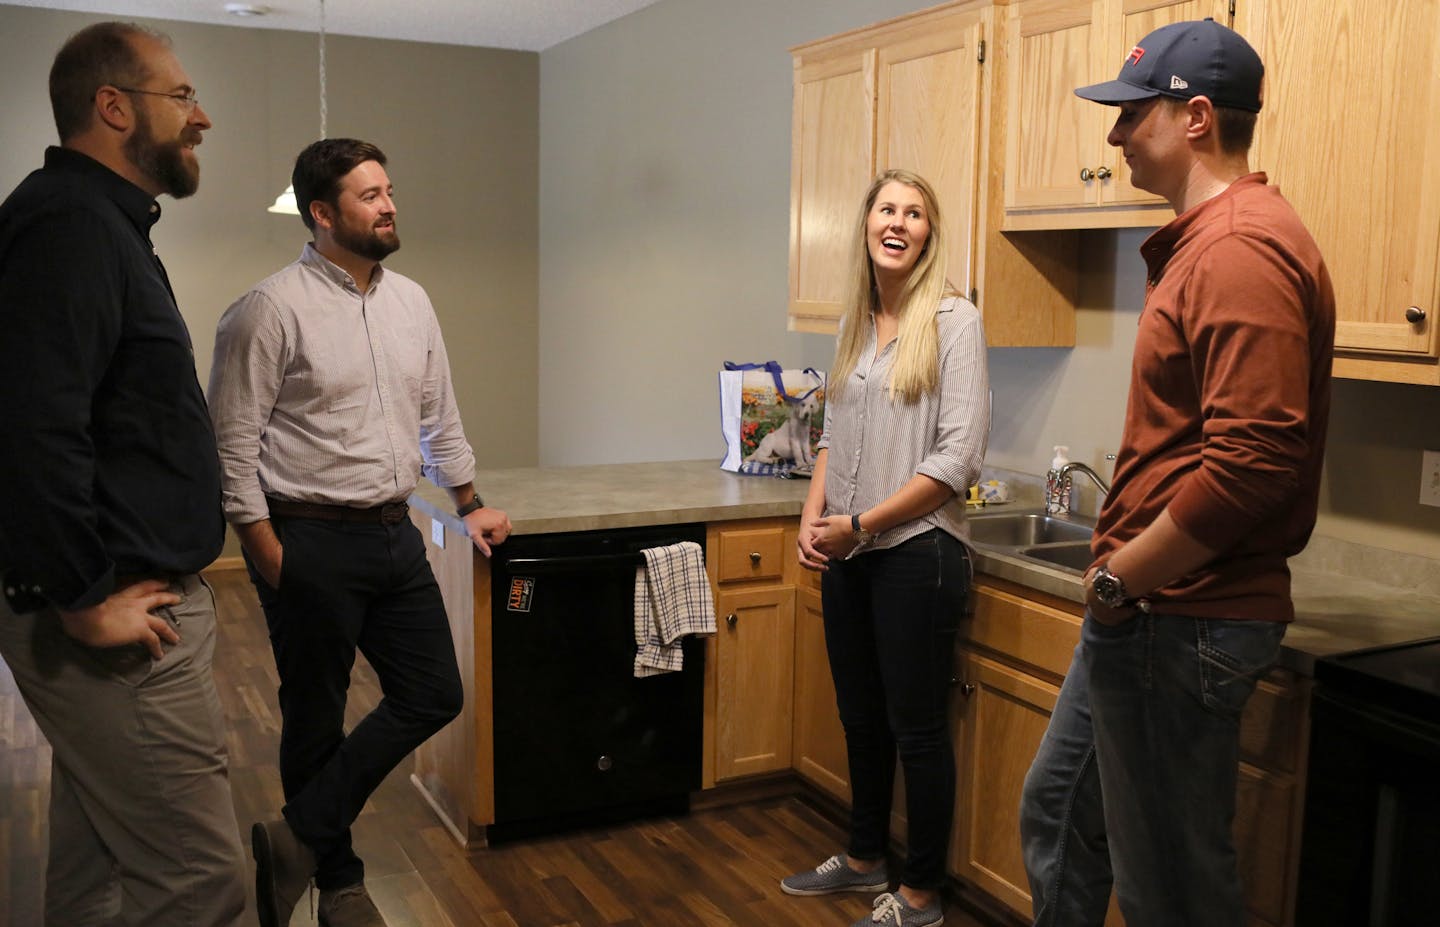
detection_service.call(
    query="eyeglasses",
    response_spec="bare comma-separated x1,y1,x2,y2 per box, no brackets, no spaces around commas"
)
114,87,200,112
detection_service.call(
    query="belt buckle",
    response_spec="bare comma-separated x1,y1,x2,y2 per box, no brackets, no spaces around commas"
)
380,502,409,525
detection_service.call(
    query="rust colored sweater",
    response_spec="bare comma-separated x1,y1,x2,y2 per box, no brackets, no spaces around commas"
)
1092,173,1335,622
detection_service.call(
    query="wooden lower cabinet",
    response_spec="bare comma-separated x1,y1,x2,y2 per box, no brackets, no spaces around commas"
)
714,584,797,780
792,580,851,802
956,577,1310,927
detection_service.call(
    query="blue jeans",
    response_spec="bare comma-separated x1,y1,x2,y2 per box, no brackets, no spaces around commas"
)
1019,611,1285,927
820,529,971,891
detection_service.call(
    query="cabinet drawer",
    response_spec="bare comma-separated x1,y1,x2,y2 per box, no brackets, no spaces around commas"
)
1238,669,1308,775
715,526,786,584
967,581,1083,679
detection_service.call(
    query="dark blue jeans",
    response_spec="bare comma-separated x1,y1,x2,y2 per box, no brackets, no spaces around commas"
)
820,529,970,890
245,516,463,890
1020,611,1285,927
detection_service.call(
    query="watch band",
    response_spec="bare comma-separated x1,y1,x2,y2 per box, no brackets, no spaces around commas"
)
456,497,484,518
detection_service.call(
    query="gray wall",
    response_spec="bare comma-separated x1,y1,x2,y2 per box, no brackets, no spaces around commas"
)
537,0,939,467
0,3,540,471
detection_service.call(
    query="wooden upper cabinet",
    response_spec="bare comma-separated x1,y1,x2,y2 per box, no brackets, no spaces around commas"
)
1003,0,1233,229
876,22,986,300
789,50,876,332
790,1,1079,347
1248,0,1440,384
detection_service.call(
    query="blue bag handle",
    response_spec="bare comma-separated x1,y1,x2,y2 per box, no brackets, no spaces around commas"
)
723,361,824,403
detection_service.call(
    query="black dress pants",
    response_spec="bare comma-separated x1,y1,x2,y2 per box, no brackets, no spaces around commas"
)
246,516,463,889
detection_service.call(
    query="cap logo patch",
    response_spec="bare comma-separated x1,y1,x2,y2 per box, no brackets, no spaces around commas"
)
1170,75,1189,90
1126,46,1146,66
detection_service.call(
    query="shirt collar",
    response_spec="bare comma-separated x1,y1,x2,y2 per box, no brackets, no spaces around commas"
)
299,241,386,292
44,146,162,236
1140,172,1269,281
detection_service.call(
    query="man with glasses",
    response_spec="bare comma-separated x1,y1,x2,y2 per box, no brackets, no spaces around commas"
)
0,21,246,926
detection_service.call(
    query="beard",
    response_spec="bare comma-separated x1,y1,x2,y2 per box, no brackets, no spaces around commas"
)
123,106,200,199
333,218,401,262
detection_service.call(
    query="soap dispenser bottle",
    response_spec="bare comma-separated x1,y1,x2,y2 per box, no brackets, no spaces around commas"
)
1046,446,1071,515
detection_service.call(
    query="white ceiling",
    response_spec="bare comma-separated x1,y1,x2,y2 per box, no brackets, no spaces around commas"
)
2,0,668,51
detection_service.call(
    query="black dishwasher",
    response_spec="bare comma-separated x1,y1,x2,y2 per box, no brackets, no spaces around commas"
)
488,522,707,843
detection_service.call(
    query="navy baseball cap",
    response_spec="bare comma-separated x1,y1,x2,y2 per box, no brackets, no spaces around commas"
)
1074,18,1264,113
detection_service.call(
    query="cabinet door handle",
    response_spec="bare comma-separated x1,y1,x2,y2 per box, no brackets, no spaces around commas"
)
1406,306,1427,324
955,681,976,696
726,613,738,628
1079,167,1095,182
749,551,762,564
1095,166,1112,181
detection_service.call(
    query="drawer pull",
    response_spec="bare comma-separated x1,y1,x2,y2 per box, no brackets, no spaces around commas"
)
749,551,762,564
597,755,613,772
1406,306,1427,324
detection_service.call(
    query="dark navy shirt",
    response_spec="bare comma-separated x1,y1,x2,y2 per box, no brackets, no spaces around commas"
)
0,147,223,612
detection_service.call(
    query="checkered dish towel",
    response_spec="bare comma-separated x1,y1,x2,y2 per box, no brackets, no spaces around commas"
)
633,541,716,677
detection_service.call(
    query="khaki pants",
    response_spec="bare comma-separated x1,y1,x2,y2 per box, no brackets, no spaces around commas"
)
0,574,247,927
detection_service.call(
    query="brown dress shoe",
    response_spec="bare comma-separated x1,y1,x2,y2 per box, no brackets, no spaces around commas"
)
318,882,387,926
251,819,317,927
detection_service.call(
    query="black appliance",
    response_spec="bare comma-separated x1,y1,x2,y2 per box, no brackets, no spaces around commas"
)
1296,636,1440,927
487,522,707,843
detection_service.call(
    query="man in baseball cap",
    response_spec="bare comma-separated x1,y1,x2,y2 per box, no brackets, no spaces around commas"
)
1020,17,1336,927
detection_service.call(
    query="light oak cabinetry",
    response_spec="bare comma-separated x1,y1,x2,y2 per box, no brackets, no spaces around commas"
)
790,1,1078,347
708,520,796,782
1002,0,1239,229
955,576,1310,927
1248,0,1440,384
792,569,852,802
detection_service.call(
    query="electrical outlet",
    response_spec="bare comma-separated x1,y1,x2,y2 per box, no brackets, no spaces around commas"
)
1422,450,1440,508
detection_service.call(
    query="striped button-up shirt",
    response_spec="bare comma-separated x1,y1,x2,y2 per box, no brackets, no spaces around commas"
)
818,296,989,551
209,243,476,525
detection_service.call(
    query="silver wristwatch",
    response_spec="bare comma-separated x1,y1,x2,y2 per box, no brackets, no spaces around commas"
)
1090,564,1131,609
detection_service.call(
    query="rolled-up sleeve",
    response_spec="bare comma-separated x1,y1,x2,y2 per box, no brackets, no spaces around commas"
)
917,310,989,494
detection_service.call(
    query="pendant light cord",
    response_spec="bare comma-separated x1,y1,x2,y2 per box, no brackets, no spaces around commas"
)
318,0,327,139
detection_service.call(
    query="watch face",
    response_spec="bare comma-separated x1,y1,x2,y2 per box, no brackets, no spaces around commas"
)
1093,569,1125,607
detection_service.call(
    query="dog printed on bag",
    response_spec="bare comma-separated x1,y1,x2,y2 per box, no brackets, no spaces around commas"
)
744,393,819,467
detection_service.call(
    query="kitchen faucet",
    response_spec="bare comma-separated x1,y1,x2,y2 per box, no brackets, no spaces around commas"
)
1058,461,1111,498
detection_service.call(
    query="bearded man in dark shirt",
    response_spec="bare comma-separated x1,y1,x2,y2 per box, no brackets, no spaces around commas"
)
0,22,246,927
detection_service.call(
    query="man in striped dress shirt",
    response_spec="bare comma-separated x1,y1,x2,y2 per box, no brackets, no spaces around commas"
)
208,138,510,927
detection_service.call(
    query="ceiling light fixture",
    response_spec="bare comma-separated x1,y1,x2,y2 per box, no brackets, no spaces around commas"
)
224,3,270,16
267,0,327,215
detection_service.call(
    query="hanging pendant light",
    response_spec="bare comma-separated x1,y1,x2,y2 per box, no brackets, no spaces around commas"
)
268,0,327,214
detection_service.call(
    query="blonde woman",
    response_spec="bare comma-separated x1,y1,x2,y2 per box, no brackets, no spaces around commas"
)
783,169,989,927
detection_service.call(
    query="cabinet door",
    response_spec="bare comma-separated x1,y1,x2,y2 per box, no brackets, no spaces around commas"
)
952,649,1124,925
1250,0,1440,378
876,12,986,298
715,585,796,780
1005,0,1108,211
792,583,850,802
1103,0,1234,206
789,49,876,333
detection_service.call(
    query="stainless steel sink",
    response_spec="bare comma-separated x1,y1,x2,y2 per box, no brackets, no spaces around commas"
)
968,512,1093,547
1017,542,1095,574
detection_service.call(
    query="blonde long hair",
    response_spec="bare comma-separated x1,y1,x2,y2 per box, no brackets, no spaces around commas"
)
829,169,955,404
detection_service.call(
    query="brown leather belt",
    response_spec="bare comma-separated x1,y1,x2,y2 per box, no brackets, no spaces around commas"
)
266,497,410,525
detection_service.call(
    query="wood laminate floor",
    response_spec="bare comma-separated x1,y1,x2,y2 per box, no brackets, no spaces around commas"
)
1,569,999,927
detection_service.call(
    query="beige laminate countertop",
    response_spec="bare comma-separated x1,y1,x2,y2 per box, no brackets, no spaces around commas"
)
409,460,1440,677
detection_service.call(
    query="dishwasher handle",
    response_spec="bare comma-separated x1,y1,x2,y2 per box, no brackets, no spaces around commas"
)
502,552,648,573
